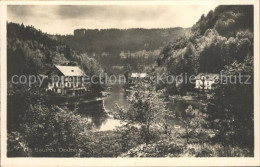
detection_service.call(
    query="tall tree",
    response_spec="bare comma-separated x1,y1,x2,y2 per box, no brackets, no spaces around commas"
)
116,79,170,143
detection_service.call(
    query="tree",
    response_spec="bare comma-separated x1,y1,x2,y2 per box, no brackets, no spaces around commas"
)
116,79,169,144
206,55,254,148
13,104,91,157
7,131,32,157
178,105,208,144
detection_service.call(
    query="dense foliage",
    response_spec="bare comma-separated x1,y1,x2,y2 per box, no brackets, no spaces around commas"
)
7,23,105,157
152,5,254,155
7,22,103,78
57,28,188,71
206,55,254,149
58,28,186,54
156,5,253,94
115,80,170,144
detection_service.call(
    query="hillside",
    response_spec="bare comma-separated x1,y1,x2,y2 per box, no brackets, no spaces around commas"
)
7,22,103,78
192,5,253,37
151,5,254,151
56,27,189,70
156,5,253,80
57,27,187,54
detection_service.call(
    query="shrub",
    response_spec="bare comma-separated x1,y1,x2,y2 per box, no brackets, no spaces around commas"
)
7,131,32,157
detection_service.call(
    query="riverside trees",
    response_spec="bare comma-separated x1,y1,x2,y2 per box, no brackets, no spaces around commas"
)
116,79,171,144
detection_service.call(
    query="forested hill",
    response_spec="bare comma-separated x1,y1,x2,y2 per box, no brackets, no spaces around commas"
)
192,5,253,37
56,27,188,55
153,5,254,149
7,22,103,78
156,5,253,78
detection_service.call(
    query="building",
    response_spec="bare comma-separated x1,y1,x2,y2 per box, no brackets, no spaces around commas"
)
47,65,87,96
120,51,131,59
101,52,109,57
130,73,149,83
74,29,86,37
131,73,147,78
195,73,219,90
119,51,127,59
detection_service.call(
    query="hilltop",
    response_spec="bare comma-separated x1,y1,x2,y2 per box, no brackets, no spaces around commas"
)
57,27,188,54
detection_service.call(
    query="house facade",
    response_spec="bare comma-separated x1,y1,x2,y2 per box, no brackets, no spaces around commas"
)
195,73,219,90
47,65,87,96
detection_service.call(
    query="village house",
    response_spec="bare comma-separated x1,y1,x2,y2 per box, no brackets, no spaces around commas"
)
119,51,127,59
195,73,219,90
120,51,131,59
124,72,149,84
101,52,109,57
131,73,148,78
47,65,87,96
130,73,149,82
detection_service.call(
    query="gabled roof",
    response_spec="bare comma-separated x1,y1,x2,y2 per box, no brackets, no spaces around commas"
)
131,73,147,78
55,65,85,76
195,73,219,81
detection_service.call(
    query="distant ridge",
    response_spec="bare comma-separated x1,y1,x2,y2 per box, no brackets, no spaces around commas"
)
57,27,189,54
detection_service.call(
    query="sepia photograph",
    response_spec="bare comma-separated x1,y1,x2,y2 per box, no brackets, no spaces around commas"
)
0,0,260,166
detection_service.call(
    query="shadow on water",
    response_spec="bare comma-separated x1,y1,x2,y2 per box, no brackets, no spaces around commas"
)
77,100,109,129
103,84,130,112
50,84,205,131
76,84,129,131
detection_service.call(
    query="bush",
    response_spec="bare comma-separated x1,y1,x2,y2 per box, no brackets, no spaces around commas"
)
182,143,253,157
7,131,32,157
8,104,92,157
120,139,185,157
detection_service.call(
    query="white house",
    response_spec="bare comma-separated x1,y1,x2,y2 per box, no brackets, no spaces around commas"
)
47,65,86,96
131,73,148,78
195,73,219,90
119,51,129,59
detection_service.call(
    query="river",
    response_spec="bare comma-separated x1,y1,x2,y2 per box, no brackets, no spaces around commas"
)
77,84,129,131
77,84,204,131
99,84,130,131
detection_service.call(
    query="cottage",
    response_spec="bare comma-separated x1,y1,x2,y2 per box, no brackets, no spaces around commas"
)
129,73,148,83
119,51,129,59
131,73,147,78
47,65,86,96
101,52,109,57
195,73,219,90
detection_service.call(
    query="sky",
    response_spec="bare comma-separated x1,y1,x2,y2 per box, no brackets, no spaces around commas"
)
7,5,218,35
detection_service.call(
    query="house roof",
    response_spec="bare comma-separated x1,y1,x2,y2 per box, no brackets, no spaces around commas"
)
131,73,147,78
195,73,219,81
55,65,85,76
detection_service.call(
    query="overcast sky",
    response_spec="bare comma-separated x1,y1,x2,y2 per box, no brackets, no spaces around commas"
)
8,5,218,35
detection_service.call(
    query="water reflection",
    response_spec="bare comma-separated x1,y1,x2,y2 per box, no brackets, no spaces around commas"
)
77,84,129,131
103,84,130,112
76,84,204,131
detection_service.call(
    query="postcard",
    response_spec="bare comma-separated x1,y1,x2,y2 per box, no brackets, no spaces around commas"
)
0,0,259,166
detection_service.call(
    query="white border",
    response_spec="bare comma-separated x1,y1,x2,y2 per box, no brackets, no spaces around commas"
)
1,1,259,166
